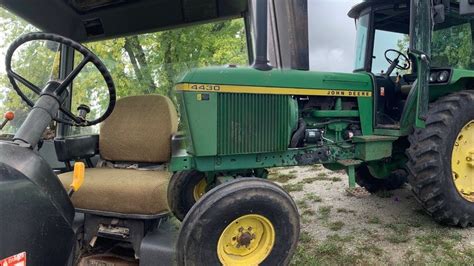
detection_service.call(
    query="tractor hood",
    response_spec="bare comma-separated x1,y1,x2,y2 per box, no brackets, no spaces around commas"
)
176,67,373,95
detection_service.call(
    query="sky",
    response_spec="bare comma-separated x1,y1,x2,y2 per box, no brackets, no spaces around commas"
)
0,0,363,75
308,0,362,72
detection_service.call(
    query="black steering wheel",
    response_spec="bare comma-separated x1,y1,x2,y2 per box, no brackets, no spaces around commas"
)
384,49,411,71
5,32,116,127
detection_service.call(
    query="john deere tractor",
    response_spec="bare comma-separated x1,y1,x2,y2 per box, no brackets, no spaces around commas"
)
169,0,474,229
3,0,474,265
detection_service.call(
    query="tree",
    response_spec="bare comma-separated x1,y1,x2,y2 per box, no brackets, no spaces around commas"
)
0,9,248,133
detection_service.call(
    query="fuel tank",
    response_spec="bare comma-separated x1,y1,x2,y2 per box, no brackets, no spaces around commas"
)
0,141,75,265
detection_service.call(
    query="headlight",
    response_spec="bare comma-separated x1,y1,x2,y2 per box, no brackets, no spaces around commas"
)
430,72,438,83
437,71,450,83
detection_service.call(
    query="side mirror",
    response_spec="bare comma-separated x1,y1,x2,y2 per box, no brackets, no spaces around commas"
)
460,0,474,15
433,4,446,24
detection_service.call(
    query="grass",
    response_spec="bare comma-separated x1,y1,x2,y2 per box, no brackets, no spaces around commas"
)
299,231,312,244
281,183,304,192
402,229,474,264
269,173,296,183
415,229,461,253
300,175,342,184
296,199,309,210
304,193,322,203
306,164,322,171
336,208,355,214
318,206,332,220
291,234,362,265
302,209,316,217
384,223,410,243
356,243,384,257
367,216,381,224
328,221,345,231
273,166,474,265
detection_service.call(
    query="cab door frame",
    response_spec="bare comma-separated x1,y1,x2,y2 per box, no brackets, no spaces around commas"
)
408,0,432,128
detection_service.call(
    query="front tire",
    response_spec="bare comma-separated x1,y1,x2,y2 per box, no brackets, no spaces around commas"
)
407,91,474,227
167,170,207,221
176,178,300,265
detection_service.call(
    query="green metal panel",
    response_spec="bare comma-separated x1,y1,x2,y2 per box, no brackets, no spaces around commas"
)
357,97,373,135
170,144,356,172
217,93,296,155
182,91,218,156
177,67,373,92
311,110,359,117
353,135,397,161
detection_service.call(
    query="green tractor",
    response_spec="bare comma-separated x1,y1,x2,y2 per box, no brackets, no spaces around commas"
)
170,0,474,229
2,0,474,265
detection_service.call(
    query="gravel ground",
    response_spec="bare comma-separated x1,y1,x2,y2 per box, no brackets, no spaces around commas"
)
268,165,474,265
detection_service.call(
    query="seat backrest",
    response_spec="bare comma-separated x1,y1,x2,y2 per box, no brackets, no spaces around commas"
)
99,95,178,163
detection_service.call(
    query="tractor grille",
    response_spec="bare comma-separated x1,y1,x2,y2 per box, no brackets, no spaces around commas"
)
217,93,291,155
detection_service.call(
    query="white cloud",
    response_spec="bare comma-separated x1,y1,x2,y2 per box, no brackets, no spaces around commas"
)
308,0,362,72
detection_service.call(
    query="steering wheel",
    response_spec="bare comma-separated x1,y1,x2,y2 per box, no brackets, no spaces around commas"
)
5,32,116,126
384,49,411,71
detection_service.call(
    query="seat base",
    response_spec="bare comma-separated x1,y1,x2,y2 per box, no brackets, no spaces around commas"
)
59,168,170,216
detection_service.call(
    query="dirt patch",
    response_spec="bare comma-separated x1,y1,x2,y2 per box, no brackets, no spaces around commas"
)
269,166,474,265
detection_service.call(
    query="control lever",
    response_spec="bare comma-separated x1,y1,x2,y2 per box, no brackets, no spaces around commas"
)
385,58,399,77
68,162,85,197
0,111,14,130
77,104,91,121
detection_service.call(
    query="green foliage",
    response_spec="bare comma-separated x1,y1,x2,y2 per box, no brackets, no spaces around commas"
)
0,8,248,133
432,23,472,69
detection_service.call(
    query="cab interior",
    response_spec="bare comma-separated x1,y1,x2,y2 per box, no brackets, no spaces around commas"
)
351,0,474,129
0,0,250,260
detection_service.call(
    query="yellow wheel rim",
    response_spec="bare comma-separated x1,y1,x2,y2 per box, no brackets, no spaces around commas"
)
452,120,474,202
193,178,207,201
217,214,275,266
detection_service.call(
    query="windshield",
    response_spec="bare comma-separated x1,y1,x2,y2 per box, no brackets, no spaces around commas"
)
0,9,38,135
0,8,248,137
431,17,474,69
354,12,370,70
70,19,248,136
372,30,409,75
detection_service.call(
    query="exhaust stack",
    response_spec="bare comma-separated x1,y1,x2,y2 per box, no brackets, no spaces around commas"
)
252,0,272,71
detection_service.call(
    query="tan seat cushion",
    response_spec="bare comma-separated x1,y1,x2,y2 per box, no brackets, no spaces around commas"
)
59,168,170,215
100,95,178,163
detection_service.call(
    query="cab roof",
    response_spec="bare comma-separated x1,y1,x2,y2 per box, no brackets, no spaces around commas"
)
0,0,248,42
348,0,409,19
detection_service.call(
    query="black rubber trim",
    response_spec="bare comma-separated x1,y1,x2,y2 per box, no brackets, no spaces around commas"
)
76,208,170,220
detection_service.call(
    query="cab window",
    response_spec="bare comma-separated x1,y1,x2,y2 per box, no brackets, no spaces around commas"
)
372,30,409,75
432,19,473,69
68,19,249,136
0,9,41,135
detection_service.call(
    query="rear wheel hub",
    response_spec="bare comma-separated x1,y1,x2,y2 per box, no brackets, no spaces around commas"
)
452,120,474,202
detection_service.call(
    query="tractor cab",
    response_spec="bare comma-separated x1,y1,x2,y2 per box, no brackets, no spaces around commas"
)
0,0,305,265
349,0,474,130
350,1,414,128
5,0,474,265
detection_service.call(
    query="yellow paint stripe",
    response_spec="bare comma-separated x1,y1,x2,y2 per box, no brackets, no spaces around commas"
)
176,83,372,97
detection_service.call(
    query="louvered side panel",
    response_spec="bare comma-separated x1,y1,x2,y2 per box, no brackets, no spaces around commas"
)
218,93,290,155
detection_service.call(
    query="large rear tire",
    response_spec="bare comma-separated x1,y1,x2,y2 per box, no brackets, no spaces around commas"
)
407,91,474,227
176,178,300,265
